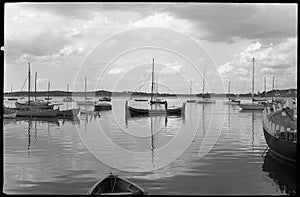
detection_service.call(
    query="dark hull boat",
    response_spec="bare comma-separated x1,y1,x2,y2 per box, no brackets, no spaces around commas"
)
15,101,54,109
127,102,185,116
88,174,146,195
16,108,59,117
8,98,18,101
262,107,297,163
134,99,148,102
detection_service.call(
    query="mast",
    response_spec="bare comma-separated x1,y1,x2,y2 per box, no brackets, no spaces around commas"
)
272,76,275,99
202,66,206,98
264,77,266,98
151,58,155,102
85,76,87,102
28,62,31,105
11,85,12,93
156,75,158,98
190,80,192,94
47,82,50,102
67,84,69,99
252,58,254,102
228,81,231,99
35,72,37,102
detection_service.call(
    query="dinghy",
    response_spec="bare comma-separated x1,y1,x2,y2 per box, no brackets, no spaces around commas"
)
87,173,147,195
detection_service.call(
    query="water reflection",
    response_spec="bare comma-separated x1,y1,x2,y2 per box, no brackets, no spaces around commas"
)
124,108,186,170
262,150,297,195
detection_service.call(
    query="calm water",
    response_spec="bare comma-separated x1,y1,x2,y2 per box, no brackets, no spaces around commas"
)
3,96,297,195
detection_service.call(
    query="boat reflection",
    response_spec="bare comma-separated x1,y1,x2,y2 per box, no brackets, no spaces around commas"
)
58,116,81,125
125,108,185,169
16,116,60,127
262,150,296,195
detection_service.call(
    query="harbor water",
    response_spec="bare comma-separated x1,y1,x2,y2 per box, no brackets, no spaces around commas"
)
3,96,297,195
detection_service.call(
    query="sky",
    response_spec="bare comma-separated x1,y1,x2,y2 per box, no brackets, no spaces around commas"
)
4,3,297,94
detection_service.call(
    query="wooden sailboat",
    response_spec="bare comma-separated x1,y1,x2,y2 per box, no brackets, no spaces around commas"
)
88,173,147,195
127,58,185,116
15,71,54,109
63,84,74,102
238,58,265,110
196,66,216,104
15,63,58,117
224,81,240,105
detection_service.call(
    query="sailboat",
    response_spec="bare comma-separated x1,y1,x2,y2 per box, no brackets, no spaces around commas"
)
62,84,74,102
127,58,185,116
224,81,240,105
7,85,18,100
252,77,267,102
77,77,95,105
15,71,53,109
16,63,58,117
196,66,216,104
238,58,265,110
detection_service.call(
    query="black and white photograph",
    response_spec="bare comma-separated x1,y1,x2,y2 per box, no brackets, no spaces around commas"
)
2,2,297,195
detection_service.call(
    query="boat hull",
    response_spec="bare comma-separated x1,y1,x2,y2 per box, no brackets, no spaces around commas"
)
88,174,146,195
128,102,185,116
196,99,216,104
16,108,58,117
77,101,95,105
15,101,53,109
238,103,265,110
186,99,196,103
263,127,296,163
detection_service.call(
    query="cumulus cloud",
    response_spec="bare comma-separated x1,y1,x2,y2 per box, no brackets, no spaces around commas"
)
218,38,296,90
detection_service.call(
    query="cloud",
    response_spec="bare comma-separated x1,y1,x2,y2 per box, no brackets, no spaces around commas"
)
107,68,125,74
130,12,195,35
218,38,296,90
159,63,183,75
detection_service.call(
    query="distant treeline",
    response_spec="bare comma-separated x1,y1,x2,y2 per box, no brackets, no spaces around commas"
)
4,88,297,97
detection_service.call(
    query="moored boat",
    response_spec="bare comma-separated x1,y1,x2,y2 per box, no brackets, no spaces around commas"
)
262,106,297,163
126,58,186,117
15,101,54,109
127,100,185,116
238,58,265,111
16,108,59,117
87,173,147,195
196,66,216,104
239,102,265,110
